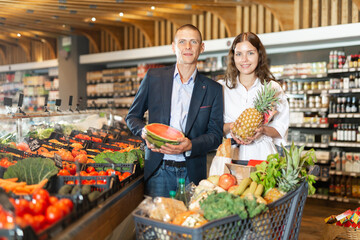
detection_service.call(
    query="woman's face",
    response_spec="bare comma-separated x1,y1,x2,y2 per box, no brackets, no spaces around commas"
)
233,41,259,77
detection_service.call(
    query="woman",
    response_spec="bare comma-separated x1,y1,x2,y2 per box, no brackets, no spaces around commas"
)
219,32,289,160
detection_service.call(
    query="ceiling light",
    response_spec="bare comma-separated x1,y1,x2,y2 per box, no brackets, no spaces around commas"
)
52,16,59,20
91,17,96,22
151,6,155,10
119,12,123,17
17,33,21,37
62,24,66,28
41,39,46,43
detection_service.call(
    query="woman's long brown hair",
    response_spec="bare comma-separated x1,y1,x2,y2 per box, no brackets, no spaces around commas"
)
224,32,275,89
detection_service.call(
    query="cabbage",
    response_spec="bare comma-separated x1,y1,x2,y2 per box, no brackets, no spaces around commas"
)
3,157,59,185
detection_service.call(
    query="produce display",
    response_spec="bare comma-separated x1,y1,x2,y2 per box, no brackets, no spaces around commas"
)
0,118,144,239
231,81,279,142
143,123,184,148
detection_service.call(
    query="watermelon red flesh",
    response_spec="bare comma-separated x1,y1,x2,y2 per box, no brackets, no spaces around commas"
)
145,123,184,141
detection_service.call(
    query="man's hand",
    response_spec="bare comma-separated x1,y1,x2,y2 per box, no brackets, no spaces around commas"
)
157,137,192,155
141,127,157,150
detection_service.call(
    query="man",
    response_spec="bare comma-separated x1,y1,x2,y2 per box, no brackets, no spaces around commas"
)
126,24,223,197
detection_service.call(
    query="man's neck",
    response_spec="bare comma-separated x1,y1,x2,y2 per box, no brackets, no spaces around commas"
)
177,63,196,84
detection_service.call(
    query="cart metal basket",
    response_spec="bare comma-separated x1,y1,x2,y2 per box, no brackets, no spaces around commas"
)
133,181,308,240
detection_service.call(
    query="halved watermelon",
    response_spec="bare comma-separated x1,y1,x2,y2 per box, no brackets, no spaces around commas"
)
144,123,184,148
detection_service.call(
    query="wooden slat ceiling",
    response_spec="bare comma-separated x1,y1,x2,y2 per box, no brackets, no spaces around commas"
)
0,0,293,43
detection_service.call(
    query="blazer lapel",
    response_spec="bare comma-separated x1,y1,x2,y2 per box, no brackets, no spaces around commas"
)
185,75,207,136
161,65,175,125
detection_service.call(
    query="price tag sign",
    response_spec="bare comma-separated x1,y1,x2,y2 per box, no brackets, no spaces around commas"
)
28,139,41,151
104,157,116,171
53,153,63,169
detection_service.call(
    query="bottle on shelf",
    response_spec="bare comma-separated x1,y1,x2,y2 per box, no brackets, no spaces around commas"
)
335,175,341,196
332,124,338,141
351,97,357,113
329,176,335,196
175,178,188,206
346,176,352,198
352,177,358,197
340,175,346,196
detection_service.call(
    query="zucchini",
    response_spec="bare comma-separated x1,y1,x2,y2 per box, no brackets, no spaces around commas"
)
248,181,258,194
254,184,264,196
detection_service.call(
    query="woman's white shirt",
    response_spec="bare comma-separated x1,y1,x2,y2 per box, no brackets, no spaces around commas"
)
219,77,289,160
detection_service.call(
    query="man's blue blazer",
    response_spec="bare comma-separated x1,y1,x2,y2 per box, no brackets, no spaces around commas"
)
126,64,224,185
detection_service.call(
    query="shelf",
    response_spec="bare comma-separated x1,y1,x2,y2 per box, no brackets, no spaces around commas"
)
328,196,360,204
329,170,360,177
292,142,329,148
328,68,360,74
290,107,328,113
329,141,360,147
278,73,328,80
329,88,360,94
289,123,329,128
328,113,360,118
315,176,330,182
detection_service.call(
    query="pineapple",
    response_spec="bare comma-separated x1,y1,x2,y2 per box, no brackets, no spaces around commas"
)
264,188,285,204
232,81,279,142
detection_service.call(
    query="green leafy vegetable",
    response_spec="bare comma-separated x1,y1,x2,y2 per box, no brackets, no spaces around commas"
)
3,157,59,185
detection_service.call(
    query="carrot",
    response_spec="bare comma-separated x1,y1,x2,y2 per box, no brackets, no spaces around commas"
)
0,178,18,182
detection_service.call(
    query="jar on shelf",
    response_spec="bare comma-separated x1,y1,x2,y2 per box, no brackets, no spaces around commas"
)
324,80,330,90
321,94,329,108
297,81,303,91
311,81,318,90
315,96,321,108
308,96,315,108
303,82,310,91
292,81,297,91
318,81,324,90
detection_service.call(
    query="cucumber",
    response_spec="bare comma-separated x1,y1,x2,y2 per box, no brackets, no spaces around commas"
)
58,185,73,195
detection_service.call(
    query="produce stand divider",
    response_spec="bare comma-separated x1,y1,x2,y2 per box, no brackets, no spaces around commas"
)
53,174,144,240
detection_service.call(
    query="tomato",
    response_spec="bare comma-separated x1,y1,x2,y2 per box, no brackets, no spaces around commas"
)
75,154,88,164
80,171,88,176
16,142,30,152
45,205,63,225
22,213,35,227
29,199,47,215
88,171,98,176
72,148,87,158
49,196,59,205
118,175,125,182
60,198,74,211
14,199,30,216
32,215,46,232
33,189,50,204
91,137,102,143
65,163,77,175
98,171,107,176
67,180,74,184
122,172,131,179
86,166,95,173
58,169,70,176
106,169,116,176
54,201,71,216
218,173,237,190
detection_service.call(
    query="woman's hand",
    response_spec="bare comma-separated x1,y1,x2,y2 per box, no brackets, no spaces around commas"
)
229,123,253,145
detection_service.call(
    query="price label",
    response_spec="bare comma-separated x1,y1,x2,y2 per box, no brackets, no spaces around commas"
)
28,139,41,151
53,153,63,169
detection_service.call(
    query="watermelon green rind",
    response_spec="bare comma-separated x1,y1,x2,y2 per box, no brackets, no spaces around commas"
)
144,123,184,148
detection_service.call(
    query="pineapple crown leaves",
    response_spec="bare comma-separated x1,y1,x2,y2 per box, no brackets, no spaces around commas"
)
254,81,280,114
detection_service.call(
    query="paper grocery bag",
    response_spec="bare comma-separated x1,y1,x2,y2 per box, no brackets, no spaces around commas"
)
209,156,232,176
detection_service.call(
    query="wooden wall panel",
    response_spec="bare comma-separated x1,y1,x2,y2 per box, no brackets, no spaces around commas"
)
303,0,311,28
321,0,330,26
258,5,265,34
265,8,273,33
251,4,258,33
312,0,320,27
236,6,242,34
352,2,359,22
205,12,212,40
160,21,165,46
294,0,301,29
243,6,250,32
154,21,159,46
212,14,219,39
331,0,339,25
220,21,226,38
166,21,171,45
124,26,128,50
341,0,350,24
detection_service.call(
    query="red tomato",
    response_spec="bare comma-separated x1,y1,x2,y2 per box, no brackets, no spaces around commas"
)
22,213,35,227
60,198,74,211
106,169,116,176
29,199,47,215
45,205,63,225
80,171,88,176
54,201,71,215
98,171,106,176
49,196,59,205
65,163,77,175
32,189,50,204
86,166,95,173
122,172,131,179
88,171,98,176
14,199,30,216
75,154,88,164
58,169,70,176
32,215,46,232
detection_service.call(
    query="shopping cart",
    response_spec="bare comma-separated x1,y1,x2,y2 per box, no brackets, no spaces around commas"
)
133,179,309,240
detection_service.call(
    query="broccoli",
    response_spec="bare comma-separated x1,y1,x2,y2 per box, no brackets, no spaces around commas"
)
233,198,248,220
249,204,268,218
126,151,137,163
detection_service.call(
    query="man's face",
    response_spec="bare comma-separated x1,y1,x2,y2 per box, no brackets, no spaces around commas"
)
172,28,204,65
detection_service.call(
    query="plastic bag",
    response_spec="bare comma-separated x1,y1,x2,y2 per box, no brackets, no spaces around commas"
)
209,156,232,176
